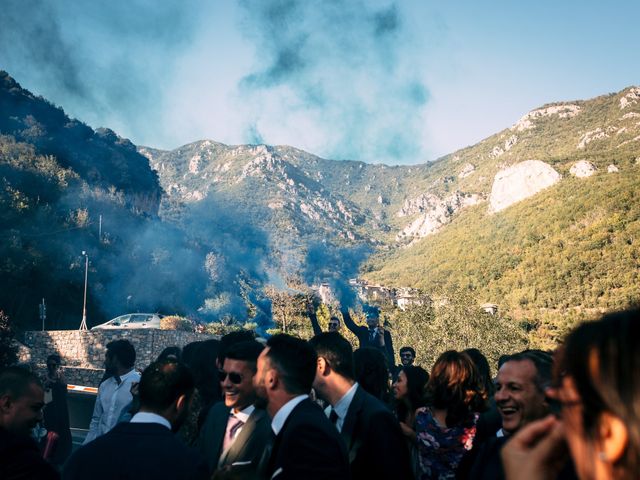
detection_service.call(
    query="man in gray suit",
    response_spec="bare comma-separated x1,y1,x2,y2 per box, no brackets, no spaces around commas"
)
197,340,273,479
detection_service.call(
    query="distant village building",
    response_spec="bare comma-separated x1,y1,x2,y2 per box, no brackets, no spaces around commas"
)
481,303,499,315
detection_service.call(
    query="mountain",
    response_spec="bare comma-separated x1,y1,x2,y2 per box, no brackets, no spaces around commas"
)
143,86,640,346
0,72,212,330
2,67,639,345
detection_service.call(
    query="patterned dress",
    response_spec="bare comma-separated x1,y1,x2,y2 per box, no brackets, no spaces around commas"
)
414,407,478,480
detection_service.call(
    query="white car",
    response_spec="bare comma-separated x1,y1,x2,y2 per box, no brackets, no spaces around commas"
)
91,313,164,330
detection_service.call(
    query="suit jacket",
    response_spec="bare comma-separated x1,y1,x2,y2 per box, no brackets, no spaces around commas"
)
341,385,413,480
197,402,273,476
0,427,59,480
267,398,350,480
63,422,208,480
343,311,395,367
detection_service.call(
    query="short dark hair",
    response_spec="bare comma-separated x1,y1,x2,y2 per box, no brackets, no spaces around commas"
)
354,347,389,401
138,360,194,411
266,334,317,395
309,332,354,380
399,347,416,357
503,350,553,393
0,366,42,399
106,339,136,368
156,346,181,363
46,354,61,365
219,330,256,365
224,340,264,372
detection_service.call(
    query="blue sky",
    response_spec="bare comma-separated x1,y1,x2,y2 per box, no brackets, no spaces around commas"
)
1,0,638,164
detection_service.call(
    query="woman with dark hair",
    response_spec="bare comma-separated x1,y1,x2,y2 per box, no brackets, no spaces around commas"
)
502,308,640,480
414,350,487,479
393,365,430,477
393,366,430,435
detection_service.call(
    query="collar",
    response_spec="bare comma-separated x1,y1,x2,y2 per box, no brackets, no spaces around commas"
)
332,382,358,420
271,394,308,435
130,412,171,430
232,404,255,424
496,428,506,438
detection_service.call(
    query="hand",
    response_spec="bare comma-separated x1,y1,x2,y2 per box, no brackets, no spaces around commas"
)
399,422,416,442
501,415,568,480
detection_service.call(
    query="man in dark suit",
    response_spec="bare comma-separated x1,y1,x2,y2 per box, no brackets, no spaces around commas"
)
254,334,350,480
310,332,413,480
63,360,208,480
197,340,273,478
342,305,395,368
0,366,59,480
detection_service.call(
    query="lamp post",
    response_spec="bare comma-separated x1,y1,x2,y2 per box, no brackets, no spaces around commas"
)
79,251,88,331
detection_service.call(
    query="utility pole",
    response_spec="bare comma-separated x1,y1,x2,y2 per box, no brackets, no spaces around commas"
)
39,298,46,331
79,251,88,331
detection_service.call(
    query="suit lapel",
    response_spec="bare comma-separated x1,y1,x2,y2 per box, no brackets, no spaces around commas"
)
209,405,231,465
218,408,264,466
341,385,364,460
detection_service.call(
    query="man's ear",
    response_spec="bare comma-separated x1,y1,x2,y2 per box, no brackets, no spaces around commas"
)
317,357,329,376
598,412,628,465
175,394,188,414
268,368,279,390
0,394,12,413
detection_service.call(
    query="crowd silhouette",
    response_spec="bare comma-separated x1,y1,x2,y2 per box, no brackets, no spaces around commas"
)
0,307,638,479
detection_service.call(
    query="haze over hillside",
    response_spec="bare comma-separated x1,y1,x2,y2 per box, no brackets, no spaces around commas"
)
1,68,638,345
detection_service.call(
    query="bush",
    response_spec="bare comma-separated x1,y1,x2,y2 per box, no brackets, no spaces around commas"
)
160,315,194,332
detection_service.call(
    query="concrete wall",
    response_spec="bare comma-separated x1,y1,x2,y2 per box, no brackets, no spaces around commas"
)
21,329,215,386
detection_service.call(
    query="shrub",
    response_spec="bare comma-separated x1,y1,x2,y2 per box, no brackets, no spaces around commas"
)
160,315,194,332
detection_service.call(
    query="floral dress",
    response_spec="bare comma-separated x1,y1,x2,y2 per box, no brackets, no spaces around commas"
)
414,407,478,480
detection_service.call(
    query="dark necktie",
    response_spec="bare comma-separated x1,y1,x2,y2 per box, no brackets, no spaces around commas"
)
329,408,339,425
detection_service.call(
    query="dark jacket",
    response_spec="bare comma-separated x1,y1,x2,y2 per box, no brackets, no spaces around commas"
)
343,311,395,368
342,385,414,480
197,402,273,477
0,427,59,480
63,421,208,480
267,398,350,480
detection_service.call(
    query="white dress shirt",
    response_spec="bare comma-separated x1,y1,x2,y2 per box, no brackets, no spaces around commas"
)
325,382,358,432
130,411,171,430
230,404,255,440
84,368,140,444
271,394,308,435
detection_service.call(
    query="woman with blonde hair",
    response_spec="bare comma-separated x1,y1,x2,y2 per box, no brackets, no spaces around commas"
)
414,350,488,479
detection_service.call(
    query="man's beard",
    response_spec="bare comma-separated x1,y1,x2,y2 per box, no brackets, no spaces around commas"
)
253,395,268,410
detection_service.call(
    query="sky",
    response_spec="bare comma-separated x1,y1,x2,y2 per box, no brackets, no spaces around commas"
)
1,0,639,165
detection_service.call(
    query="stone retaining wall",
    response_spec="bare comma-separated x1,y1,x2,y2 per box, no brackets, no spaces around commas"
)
23,329,215,371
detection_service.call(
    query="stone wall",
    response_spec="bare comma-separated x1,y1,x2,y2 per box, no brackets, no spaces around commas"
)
22,330,215,382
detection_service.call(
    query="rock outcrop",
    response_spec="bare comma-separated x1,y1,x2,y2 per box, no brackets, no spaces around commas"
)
570,160,597,178
489,160,561,213
396,191,481,241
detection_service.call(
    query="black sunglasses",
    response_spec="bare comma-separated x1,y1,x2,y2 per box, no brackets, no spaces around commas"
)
218,370,243,384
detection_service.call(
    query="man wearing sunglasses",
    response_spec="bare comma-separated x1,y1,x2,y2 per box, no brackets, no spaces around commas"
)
197,340,273,478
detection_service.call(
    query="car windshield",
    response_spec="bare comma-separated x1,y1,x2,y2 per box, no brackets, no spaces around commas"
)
129,314,152,323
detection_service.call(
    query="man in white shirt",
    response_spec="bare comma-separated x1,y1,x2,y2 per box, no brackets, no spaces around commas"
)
253,334,350,480
196,340,273,477
309,332,413,480
83,339,140,444
64,359,208,479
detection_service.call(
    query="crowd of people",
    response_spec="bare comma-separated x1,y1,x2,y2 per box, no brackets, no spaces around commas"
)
0,306,638,479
